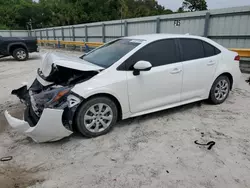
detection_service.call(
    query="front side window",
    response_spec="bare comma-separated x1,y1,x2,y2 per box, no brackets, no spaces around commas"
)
124,39,179,70
82,39,142,68
180,39,205,61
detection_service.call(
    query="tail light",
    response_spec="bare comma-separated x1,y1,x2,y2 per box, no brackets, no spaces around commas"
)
234,55,240,61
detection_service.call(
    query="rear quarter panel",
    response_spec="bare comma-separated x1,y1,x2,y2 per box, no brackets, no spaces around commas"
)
23,37,38,52
213,50,241,89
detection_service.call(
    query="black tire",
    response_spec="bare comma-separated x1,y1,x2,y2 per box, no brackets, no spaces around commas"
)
75,96,118,138
209,75,231,104
12,48,29,61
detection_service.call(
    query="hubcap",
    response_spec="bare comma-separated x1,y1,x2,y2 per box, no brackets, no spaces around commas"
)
16,50,26,60
214,79,229,101
84,103,113,133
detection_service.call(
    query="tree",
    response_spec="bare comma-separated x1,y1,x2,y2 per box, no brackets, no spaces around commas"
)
0,0,175,29
177,7,185,13
182,0,207,11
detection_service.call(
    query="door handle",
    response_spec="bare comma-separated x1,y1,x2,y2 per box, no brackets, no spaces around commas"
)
170,68,182,74
207,60,215,66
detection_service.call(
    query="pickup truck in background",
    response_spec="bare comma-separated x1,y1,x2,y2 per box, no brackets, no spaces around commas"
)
0,36,38,61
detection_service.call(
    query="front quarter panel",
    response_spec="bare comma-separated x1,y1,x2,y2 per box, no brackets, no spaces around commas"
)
71,68,129,116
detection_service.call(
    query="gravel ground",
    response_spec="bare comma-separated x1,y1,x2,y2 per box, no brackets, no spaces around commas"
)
0,49,250,188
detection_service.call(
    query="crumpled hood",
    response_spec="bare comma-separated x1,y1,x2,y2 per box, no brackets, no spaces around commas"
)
40,52,104,77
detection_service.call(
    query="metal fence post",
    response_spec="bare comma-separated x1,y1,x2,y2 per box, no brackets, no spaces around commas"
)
124,21,128,36
53,28,56,40
72,26,75,41
85,25,88,42
156,17,161,33
61,27,64,41
46,29,49,40
102,23,105,43
9,30,12,37
40,30,42,40
203,12,211,37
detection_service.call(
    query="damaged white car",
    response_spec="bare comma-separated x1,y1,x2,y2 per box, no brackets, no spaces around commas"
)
5,34,241,142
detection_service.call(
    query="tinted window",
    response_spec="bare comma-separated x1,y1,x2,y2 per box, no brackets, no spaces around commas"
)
82,39,141,68
215,47,221,55
203,41,221,57
125,39,179,70
180,39,204,61
203,42,215,57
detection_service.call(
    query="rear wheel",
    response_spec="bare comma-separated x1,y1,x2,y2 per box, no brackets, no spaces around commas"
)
12,48,29,61
75,97,118,138
209,75,230,104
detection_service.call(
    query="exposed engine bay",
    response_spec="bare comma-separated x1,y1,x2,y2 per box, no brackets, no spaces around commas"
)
37,65,98,86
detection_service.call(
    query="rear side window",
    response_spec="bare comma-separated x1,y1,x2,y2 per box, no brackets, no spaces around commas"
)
203,41,221,57
125,39,179,70
180,39,205,61
215,47,221,55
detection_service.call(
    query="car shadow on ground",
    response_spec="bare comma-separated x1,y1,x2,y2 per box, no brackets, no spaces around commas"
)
4,100,205,147
60,100,206,143
117,100,204,128
52,101,205,145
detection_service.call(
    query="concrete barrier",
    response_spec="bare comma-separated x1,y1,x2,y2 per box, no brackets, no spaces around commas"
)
240,58,250,73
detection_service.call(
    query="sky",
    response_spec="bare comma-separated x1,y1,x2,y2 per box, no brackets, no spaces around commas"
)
158,0,250,11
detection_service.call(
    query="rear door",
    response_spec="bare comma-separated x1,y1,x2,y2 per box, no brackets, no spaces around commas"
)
179,38,220,101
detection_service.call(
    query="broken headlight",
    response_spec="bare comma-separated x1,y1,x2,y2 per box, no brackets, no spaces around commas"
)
32,87,71,109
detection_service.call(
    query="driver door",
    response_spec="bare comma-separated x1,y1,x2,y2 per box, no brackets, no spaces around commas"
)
125,39,183,114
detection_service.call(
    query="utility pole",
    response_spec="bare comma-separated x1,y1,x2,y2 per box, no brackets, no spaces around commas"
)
29,19,33,31
26,19,33,36
120,5,123,37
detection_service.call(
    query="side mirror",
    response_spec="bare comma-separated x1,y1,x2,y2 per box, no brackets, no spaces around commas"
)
133,61,152,76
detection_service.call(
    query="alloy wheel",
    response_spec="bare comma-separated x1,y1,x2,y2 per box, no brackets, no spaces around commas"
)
84,103,113,133
16,50,27,60
214,79,229,101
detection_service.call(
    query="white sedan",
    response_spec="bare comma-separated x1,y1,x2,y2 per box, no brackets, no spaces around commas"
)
5,34,241,142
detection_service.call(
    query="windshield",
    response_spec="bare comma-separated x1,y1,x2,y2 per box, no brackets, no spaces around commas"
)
82,39,143,68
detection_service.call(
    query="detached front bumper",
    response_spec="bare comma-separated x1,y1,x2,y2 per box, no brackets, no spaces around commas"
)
4,108,73,143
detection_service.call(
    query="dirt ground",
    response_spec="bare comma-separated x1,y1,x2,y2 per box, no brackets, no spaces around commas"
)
0,49,250,188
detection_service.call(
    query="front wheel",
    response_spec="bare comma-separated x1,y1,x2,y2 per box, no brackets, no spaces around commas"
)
209,76,230,104
75,97,118,138
12,48,29,61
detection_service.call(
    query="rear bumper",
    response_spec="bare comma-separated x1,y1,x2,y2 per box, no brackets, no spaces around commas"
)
4,108,73,143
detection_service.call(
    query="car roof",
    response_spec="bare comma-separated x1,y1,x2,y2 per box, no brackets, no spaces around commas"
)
124,33,205,41
123,33,226,51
